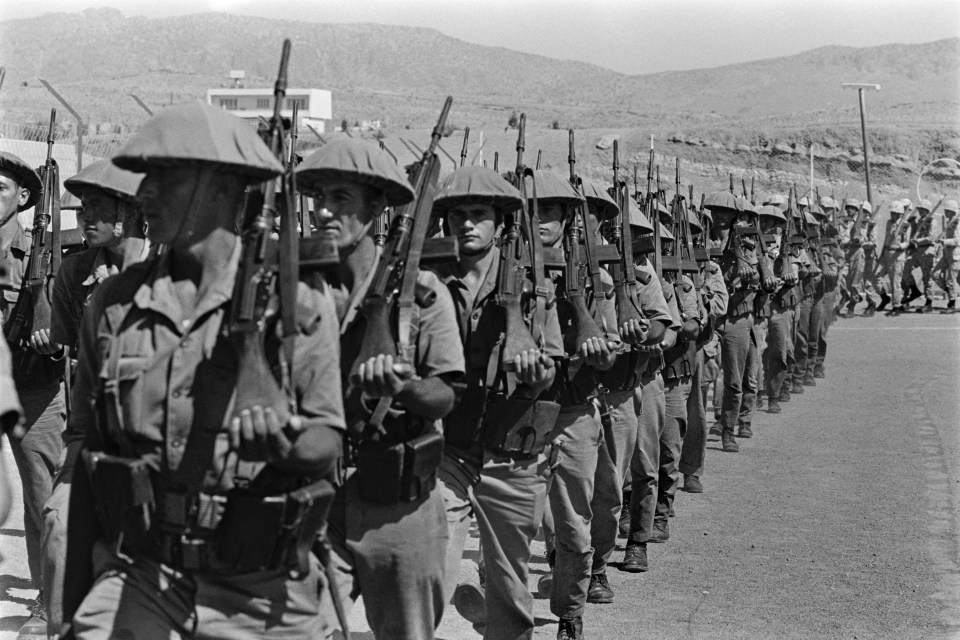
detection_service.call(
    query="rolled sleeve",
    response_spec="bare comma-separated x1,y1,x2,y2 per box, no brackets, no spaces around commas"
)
293,281,346,433
415,270,466,379
634,262,673,327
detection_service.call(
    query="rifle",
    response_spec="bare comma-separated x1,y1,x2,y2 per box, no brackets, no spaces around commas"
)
536,149,542,170
608,139,648,335
227,40,300,431
646,141,662,278
4,108,60,343
567,131,609,331
460,127,470,167
348,96,453,437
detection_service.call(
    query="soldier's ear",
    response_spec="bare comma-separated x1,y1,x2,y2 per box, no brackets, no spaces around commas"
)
17,187,29,208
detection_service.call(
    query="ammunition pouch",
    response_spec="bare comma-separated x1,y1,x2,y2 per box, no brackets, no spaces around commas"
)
83,449,334,577
480,395,560,459
356,431,443,504
599,349,643,392
662,339,696,382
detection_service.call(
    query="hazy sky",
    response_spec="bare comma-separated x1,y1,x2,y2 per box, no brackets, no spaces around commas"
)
3,0,959,75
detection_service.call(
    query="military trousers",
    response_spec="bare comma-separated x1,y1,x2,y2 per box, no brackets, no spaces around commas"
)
548,402,602,620
626,374,665,545
845,247,865,300
43,442,75,635
879,253,907,306
903,251,936,299
659,376,690,520
679,350,708,479
438,448,548,640
589,388,638,576
791,297,813,385
8,383,64,590
72,542,324,640
323,469,448,639
749,316,767,418
802,296,824,380
719,313,759,432
764,305,795,399
934,257,958,301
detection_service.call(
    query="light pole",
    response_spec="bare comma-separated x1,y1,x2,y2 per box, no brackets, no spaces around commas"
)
39,79,85,171
129,94,154,116
841,82,880,205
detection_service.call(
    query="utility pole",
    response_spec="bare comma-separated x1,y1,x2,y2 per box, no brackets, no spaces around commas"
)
39,78,85,171
841,82,880,205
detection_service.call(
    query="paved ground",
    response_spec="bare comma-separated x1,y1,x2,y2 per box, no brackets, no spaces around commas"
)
1,310,958,639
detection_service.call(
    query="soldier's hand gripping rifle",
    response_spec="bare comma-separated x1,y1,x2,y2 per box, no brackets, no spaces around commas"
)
227,40,301,440
348,96,453,438
4,109,61,344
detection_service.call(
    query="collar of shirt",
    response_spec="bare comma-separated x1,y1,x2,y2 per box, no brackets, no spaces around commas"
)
132,238,241,336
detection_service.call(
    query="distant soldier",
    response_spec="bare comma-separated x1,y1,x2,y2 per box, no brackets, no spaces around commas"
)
815,196,844,377
296,139,464,639
0,151,65,636
903,199,939,312
876,201,912,315
934,200,959,312
791,209,828,389
839,198,867,315
62,103,345,639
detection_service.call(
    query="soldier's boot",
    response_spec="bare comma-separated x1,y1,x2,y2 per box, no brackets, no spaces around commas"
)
621,543,649,573
863,300,877,317
586,573,615,604
537,549,556,597
648,518,670,543
453,564,486,625
813,363,825,379
737,421,753,439
778,388,791,403
803,373,816,387
791,379,804,394
917,299,933,313
756,392,765,410
886,305,904,316
16,595,46,640
557,616,584,640
876,290,891,311
682,474,704,493
767,396,782,413
903,285,922,307
942,299,957,314
618,491,631,537
721,429,740,452
709,421,723,436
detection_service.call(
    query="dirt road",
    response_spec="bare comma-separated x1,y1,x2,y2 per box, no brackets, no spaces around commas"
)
1,311,958,639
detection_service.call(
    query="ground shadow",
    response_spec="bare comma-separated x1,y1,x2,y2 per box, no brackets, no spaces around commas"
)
0,529,25,537
0,574,35,607
0,615,30,631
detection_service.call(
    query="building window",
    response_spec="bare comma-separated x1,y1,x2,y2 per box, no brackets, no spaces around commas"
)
257,98,270,109
218,98,238,110
286,97,307,110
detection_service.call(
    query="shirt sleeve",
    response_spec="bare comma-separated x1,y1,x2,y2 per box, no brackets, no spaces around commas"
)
704,264,729,319
634,262,673,327
659,276,683,328
293,280,346,433
415,270,466,379
540,277,565,359
50,259,79,352
597,268,621,345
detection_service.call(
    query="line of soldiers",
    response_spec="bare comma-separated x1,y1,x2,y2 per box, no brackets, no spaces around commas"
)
0,96,952,640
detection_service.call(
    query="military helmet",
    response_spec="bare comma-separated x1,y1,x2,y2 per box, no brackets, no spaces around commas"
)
432,165,522,215
804,211,819,226
944,200,958,213
757,204,786,222
704,190,740,215
888,201,905,215
522,170,583,207
658,220,675,241
797,196,810,207
580,179,619,221
296,139,415,206
861,200,873,213
842,197,860,210
738,197,757,215
113,102,283,183
764,194,786,208
65,159,143,204
819,196,837,210
0,151,43,211
627,197,653,234
686,208,703,233
918,199,932,211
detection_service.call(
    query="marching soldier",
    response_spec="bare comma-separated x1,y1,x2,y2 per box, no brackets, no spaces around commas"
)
877,201,912,315
62,103,345,638
295,138,464,639
903,199,939,312
791,210,828,389
934,200,959,312
42,159,147,635
431,165,564,638
0,151,66,636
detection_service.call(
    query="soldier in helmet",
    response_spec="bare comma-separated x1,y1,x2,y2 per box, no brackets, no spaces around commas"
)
934,200,959,312
876,201,912,315
62,103,345,638
430,165,563,638
295,138,464,639
0,151,66,635
902,198,940,312
42,159,150,635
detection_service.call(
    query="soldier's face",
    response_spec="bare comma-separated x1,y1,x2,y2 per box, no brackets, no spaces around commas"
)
0,171,29,225
446,203,498,255
313,180,382,249
760,218,784,235
137,166,202,244
538,203,565,246
79,189,121,248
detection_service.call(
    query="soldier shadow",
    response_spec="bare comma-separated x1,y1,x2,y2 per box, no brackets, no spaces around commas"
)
0,615,31,631
0,529,25,538
332,631,375,640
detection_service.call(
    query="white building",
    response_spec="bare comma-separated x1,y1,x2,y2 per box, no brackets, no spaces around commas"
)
206,88,333,132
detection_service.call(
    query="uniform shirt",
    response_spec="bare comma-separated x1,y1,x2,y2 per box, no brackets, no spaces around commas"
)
701,262,728,321
720,242,759,318
337,261,465,442
1,220,64,389
884,216,912,254
66,240,345,491
50,247,115,353
940,213,959,262
436,245,564,388
913,213,940,255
